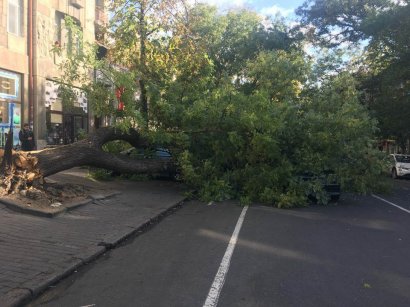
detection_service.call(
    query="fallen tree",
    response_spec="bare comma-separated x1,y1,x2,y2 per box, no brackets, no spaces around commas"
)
7,4,386,207
0,127,174,195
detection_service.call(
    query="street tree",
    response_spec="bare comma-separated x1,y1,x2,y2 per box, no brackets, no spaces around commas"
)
297,0,410,151
0,3,387,206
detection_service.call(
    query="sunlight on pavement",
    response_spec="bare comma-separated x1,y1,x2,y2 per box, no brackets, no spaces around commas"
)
252,206,398,231
198,228,327,266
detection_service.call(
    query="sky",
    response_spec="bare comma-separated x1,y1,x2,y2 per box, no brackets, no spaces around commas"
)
197,0,306,18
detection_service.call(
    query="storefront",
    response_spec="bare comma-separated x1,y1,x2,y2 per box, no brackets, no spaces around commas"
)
0,69,22,148
44,80,88,145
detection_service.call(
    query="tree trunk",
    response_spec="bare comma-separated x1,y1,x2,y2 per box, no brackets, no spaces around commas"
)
0,127,175,195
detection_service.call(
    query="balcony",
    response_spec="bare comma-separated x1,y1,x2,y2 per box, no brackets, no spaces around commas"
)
70,0,84,9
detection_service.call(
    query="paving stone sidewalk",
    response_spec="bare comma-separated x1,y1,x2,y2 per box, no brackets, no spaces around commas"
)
0,169,186,307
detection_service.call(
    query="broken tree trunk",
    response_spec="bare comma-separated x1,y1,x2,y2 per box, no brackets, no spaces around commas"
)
0,129,30,194
0,127,175,195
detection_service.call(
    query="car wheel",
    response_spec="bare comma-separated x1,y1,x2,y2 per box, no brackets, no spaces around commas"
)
392,168,399,179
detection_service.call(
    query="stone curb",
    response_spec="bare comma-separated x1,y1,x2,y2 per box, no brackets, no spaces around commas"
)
0,191,121,218
1,289,32,307
1,197,186,307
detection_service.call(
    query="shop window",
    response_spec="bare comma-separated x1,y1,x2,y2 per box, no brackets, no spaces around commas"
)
46,123,64,145
50,99,63,112
0,102,21,148
0,75,17,97
8,0,23,36
0,101,9,124
0,70,22,148
46,97,64,145
50,113,63,124
45,83,88,145
0,69,20,100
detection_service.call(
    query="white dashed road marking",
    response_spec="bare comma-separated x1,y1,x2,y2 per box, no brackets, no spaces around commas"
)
203,205,249,307
372,194,410,214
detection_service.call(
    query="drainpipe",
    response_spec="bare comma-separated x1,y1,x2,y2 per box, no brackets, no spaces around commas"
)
28,0,34,128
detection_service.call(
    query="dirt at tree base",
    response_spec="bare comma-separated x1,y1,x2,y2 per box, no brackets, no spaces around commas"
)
1,182,92,213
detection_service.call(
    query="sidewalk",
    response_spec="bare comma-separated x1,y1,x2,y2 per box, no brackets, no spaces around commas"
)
0,168,186,307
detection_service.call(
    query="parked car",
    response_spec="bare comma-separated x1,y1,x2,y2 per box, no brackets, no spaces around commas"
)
121,147,178,180
300,171,341,202
122,147,172,160
390,154,410,179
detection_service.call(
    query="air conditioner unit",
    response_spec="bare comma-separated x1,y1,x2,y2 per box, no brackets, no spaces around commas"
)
70,0,84,9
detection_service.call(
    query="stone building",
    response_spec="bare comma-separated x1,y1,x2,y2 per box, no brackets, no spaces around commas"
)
0,0,107,149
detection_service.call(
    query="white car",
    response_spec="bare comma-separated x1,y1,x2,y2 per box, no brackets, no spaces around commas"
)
390,154,410,179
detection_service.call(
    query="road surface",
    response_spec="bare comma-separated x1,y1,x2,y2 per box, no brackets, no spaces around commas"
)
28,180,410,307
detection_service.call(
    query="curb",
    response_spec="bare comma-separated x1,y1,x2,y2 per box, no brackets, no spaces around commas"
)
1,197,186,307
0,191,121,218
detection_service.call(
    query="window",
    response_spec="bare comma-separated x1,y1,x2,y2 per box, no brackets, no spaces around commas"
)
395,155,410,163
7,0,23,36
0,69,21,100
96,0,104,9
0,73,17,98
0,101,9,124
54,12,83,56
54,12,64,43
45,80,88,145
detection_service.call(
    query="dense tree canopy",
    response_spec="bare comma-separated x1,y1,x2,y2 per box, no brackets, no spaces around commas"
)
1,1,391,206
297,0,410,151
109,1,387,206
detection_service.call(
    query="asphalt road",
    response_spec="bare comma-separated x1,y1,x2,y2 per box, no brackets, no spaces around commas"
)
28,179,410,307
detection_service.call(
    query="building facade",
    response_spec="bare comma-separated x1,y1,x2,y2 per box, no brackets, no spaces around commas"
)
0,0,107,148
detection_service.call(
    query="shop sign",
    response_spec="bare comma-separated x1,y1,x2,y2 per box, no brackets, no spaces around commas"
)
0,70,19,100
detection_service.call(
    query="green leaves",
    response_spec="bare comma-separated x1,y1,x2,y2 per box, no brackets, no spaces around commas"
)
297,0,410,151
55,2,387,207
176,66,385,205
246,50,308,101
296,0,391,46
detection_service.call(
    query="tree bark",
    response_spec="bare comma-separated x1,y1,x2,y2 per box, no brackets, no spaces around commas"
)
0,127,175,194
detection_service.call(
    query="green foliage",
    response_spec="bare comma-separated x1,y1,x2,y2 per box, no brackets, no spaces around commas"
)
296,0,391,46
76,128,88,140
102,140,132,154
56,2,388,207
174,68,386,205
297,0,410,151
299,73,385,193
51,16,146,132
87,168,114,181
